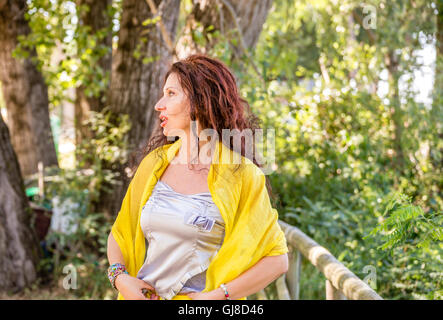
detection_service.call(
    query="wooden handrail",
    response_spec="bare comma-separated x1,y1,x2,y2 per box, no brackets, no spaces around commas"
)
275,220,383,300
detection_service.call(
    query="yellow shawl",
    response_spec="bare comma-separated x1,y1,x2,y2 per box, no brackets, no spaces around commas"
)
111,137,288,300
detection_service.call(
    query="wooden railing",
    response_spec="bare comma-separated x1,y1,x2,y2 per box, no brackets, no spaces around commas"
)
256,220,383,300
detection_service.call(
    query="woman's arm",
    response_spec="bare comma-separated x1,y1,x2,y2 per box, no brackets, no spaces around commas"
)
107,232,126,265
188,253,289,300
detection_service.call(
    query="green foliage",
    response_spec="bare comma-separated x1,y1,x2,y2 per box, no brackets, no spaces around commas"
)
363,192,443,299
76,108,130,167
366,192,443,252
13,0,119,108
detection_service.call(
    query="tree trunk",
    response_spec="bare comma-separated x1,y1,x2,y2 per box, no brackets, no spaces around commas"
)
0,0,59,177
74,0,113,147
110,0,180,152
386,50,405,174
100,0,180,217
0,112,40,293
176,0,273,59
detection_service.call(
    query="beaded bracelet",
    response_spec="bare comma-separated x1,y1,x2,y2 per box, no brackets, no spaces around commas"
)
220,283,231,300
107,263,129,290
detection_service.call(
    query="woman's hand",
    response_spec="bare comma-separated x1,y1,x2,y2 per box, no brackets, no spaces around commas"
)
115,274,159,300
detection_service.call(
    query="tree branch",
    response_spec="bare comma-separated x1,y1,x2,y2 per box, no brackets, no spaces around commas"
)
145,0,178,59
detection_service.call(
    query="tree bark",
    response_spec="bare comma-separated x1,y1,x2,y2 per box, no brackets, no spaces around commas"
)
0,112,40,293
0,0,59,176
74,0,113,147
176,0,273,59
110,0,180,152
100,0,180,217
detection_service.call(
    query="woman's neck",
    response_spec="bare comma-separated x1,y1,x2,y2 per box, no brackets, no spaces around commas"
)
174,133,213,166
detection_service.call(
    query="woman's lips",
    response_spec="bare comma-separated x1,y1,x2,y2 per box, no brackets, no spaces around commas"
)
160,114,168,127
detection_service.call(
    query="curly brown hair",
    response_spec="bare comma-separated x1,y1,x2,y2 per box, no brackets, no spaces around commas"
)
130,54,277,205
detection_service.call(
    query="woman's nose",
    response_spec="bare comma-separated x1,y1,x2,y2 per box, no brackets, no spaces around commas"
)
154,100,165,112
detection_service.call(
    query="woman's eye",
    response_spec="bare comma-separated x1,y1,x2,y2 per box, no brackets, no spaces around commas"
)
168,91,174,96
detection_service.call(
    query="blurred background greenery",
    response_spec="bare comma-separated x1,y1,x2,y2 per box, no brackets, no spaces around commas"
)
0,0,441,300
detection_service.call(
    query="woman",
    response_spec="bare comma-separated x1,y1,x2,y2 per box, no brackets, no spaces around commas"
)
107,54,289,300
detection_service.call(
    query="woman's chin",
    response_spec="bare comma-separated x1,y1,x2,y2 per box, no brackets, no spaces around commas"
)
161,123,168,134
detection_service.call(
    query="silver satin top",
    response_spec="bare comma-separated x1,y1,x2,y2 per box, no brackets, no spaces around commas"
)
136,179,225,300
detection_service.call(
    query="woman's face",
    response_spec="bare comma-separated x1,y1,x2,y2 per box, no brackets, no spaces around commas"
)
154,72,192,137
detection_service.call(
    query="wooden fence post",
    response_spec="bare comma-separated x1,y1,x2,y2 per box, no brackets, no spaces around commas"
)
38,161,44,198
286,247,302,299
276,274,291,300
256,289,268,300
326,279,347,300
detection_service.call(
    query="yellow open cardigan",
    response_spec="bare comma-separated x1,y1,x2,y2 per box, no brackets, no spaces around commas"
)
111,137,288,300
